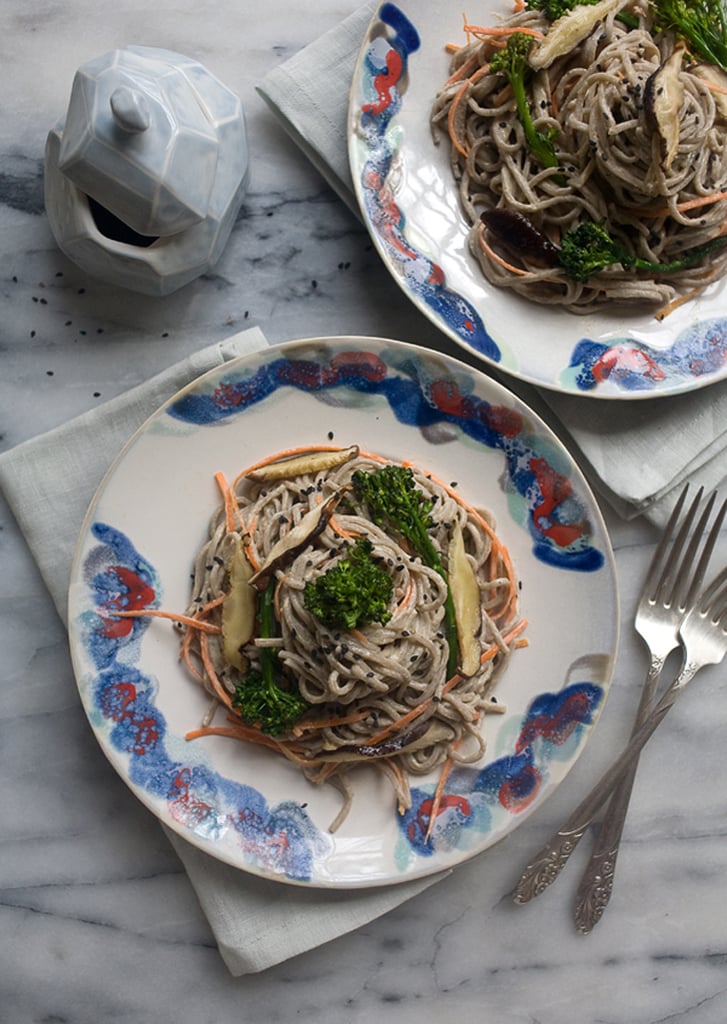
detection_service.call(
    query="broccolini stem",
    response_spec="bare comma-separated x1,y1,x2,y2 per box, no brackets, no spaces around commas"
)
259,578,278,687
510,70,559,171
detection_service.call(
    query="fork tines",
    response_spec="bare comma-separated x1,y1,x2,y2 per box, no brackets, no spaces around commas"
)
650,485,727,615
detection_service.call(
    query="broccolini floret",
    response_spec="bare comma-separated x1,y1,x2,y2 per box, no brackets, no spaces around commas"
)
303,538,393,630
352,465,459,676
559,221,727,281
232,578,308,736
489,33,560,171
527,0,597,20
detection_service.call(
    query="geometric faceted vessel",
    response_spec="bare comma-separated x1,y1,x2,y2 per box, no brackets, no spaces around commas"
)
44,46,248,295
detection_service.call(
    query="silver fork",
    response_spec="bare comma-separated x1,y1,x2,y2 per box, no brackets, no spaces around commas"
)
512,484,726,909
573,487,727,932
515,564,727,910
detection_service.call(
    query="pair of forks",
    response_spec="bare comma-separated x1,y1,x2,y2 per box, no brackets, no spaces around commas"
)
512,483,727,932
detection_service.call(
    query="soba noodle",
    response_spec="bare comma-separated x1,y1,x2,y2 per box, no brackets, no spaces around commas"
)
181,448,523,828
430,2,727,312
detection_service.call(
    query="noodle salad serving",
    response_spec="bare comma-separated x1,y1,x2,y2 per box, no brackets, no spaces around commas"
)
431,0,727,316
112,445,526,835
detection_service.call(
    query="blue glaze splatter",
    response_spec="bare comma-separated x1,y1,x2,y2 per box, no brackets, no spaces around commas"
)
355,4,500,360
77,522,328,881
566,316,727,392
398,681,603,858
169,348,604,573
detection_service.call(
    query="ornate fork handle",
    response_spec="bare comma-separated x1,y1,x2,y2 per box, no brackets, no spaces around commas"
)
513,664,693,905
572,655,665,932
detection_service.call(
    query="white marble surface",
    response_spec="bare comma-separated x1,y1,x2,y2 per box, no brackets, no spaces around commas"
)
2,2,727,1021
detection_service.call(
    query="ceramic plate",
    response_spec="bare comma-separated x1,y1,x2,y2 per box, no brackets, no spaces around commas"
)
348,2,727,399
68,337,618,887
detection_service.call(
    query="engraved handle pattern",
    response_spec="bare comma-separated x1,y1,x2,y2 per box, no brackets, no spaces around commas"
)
573,657,665,933
573,848,616,931
513,670,688,907
512,825,590,904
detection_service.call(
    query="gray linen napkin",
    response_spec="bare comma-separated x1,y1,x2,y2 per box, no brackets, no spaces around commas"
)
257,2,727,527
0,326,445,976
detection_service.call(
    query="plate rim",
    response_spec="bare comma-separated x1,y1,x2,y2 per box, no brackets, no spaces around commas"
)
347,0,727,401
67,334,621,887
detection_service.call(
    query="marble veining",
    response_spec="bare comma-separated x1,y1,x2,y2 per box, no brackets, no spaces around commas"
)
2,1,727,1021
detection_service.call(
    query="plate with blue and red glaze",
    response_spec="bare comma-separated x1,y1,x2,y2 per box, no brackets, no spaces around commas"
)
348,1,727,398
68,336,618,887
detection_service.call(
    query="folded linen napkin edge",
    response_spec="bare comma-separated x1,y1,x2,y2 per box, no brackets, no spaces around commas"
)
0,324,448,977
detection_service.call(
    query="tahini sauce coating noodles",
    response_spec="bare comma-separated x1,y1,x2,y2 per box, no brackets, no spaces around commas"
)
430,1,727,313
179,447,525,831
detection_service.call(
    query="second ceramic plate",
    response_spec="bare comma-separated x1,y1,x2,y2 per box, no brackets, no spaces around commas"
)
348,1,727,398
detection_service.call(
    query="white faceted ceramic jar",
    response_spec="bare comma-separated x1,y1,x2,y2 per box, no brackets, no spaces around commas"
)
44,46,249,296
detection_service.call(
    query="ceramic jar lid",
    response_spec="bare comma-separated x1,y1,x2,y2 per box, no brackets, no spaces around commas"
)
57,46,236,238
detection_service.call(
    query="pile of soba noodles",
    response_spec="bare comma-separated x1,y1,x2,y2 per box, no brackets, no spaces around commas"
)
430,0,727,313
179,446,523,830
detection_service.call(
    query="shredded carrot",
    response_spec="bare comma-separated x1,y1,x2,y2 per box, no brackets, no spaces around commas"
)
386,757,409,815
656,283,708,321
462,24,543,41
180,641,204,682
185,724,280,750
292,707,373,735
365,618,528,748
632,190,727,218
396,574,416,612
445,619,530,689
701,77,727,97
242,514,260,572
176,595,226,678
215,470,241,533
445,51,481,86
477,224,530,277
675,191,727,213
108,608,222,633
425,748,459,843
329,515,358,540
199,632,234,711
447,64,491,158
348,627,370,646
303,761,341,784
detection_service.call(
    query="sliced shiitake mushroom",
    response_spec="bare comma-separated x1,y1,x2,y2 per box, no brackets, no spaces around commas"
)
221,539,257,671
530,0,626,71
644,44,686,172
247,445,359,483
480,209,560,267
249,490,343,587
448,523,482,678
323,719,454,760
